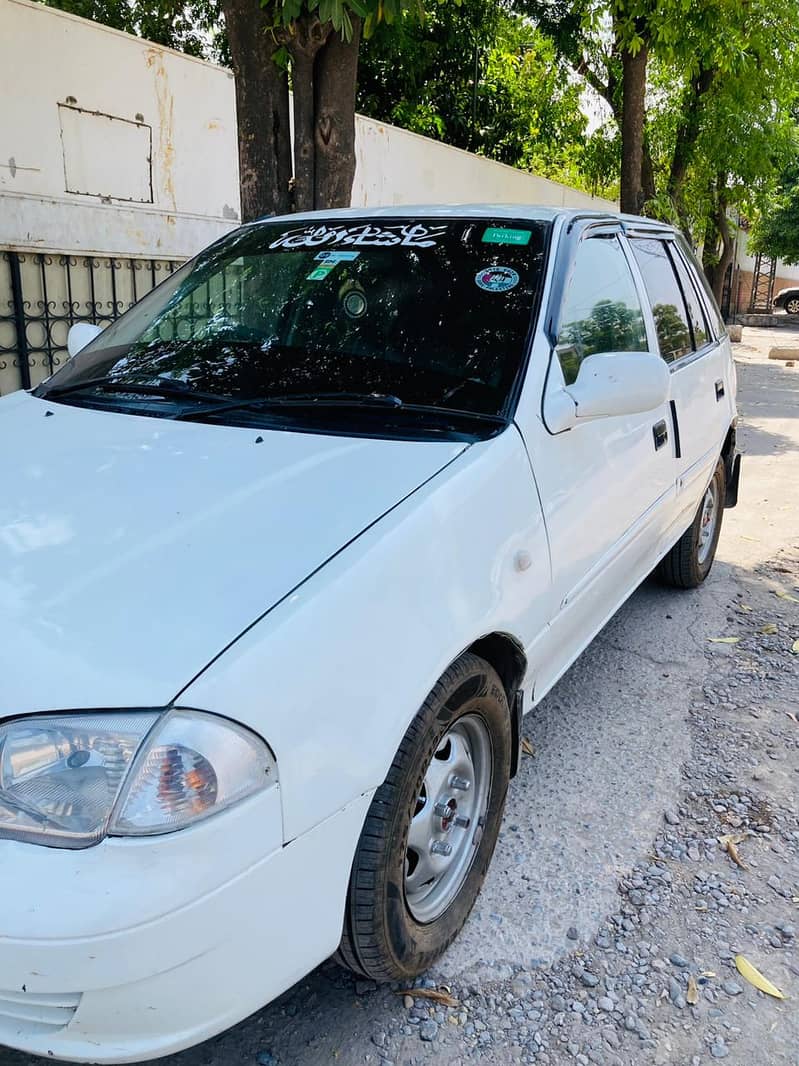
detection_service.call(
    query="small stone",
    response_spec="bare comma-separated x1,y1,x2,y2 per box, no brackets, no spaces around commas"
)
567,926,580,941
581,972,600,988
669,953,690,968
597,997,614,1012
624,1015,638,1032
256,1054,277,1066
372,1033,387,1049
710,1042,729,1059
722,981,743,996
664,811,680,825
419,1020,438,1042
403,995,414,1009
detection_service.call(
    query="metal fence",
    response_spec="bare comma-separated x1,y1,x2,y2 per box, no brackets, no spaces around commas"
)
0,250,182,395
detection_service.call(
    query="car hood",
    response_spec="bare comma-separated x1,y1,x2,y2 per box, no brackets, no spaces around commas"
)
0,393,465,714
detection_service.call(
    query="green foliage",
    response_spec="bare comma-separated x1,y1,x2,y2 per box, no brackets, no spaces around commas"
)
357,0,610,195
751,164,799,265
264,0,443,41
38,0,226,60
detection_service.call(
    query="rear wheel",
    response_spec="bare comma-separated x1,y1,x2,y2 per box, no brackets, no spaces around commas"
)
337,653,511,981
656,461,725,589
785,296,799,315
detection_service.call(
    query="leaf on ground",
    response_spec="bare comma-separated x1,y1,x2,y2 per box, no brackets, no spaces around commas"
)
792,638,799,655
708,636,740,644
725,838,748,870
786,711,799,725
775,589,799,604
521,737,535,757
738,603,753,612
734,955,785,999
397,988,458,1008
759,623,778,635
686,975,699,1005
700,971,717,980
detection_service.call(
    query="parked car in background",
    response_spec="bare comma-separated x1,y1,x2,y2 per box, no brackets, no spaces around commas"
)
0,205,739,1063
773,286,799,314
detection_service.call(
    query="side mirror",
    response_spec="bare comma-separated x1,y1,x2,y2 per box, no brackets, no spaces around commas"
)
67,322,103,358
545,350,670,432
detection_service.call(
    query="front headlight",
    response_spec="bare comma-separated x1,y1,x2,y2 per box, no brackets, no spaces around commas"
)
0,709,276,849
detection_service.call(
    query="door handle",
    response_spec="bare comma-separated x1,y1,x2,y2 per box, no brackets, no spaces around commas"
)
653,420,668,450
715,379,725,401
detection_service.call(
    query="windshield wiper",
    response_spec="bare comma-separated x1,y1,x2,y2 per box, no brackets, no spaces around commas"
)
174,391,405,421
42,376,226,404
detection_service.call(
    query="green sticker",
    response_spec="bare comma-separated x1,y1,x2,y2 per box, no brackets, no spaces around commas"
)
482,227,532,246
307,265,334,281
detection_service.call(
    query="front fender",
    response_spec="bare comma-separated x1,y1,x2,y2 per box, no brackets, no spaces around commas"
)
179,426,550,841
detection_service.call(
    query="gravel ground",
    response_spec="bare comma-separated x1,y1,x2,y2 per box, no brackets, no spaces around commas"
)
3,327,798,1066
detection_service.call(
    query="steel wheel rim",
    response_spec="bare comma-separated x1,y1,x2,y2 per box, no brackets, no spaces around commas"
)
404,714,492,924
787,298,799,314
697,480,719,565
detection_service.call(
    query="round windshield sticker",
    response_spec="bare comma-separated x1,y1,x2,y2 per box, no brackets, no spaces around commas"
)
475,266,520,293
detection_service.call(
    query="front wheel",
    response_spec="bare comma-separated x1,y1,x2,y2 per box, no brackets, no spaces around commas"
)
336,653,511,981
785,296,799,315
656,460,726,589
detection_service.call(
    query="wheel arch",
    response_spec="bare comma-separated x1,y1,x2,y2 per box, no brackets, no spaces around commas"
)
464,631,527,778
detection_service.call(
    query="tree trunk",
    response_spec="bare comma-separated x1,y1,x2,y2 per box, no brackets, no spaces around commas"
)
314,17,362,209
641,134,656,207
287,15,330,213
619,39,648,215
221,0,291,221
667,66,715,230
703,184,734,304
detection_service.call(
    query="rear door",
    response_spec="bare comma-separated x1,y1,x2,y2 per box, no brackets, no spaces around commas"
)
627,234,734,531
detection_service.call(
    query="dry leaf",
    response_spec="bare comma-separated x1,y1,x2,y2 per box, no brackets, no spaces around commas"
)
792,638,799,655
700,971,717,980
686,975,699,1005
786,712,799,725
759,623,778,635
397,988,458,1008
708,636,740,644
726,839,748,870
738,603,753,613
521,737,535,757
775,589,799,604
734,955,785,999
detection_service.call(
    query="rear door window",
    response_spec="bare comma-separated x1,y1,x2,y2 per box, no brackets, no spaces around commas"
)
629,238,692,363
671,249,710,349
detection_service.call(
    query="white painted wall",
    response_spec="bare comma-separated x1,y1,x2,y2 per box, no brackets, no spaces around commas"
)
353,117,616,212
0,0,241,258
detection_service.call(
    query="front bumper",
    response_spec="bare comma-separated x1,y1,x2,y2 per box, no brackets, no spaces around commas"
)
0,789,371,1063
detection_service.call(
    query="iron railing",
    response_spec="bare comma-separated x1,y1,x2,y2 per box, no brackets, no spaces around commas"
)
0,250,182,395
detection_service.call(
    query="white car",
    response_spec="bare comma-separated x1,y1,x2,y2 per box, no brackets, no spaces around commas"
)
0,206,739,1063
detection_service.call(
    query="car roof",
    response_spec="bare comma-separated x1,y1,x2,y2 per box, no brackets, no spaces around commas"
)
251,204,677,235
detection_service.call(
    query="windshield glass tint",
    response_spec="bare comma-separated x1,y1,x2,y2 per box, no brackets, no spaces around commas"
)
41,217,549,418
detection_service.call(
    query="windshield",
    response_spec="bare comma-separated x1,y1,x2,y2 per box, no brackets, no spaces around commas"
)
38,216,550,435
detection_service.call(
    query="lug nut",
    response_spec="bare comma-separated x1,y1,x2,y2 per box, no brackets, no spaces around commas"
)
434,802,453,819
453,815,471,829
431,840,453,856
450,775,471,791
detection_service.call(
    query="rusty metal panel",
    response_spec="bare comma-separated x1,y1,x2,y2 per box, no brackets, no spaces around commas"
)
59,105,153,203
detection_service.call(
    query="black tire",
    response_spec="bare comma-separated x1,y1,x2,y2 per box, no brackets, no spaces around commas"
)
336,653,512,981
786,297,799,315
656,460,726,589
